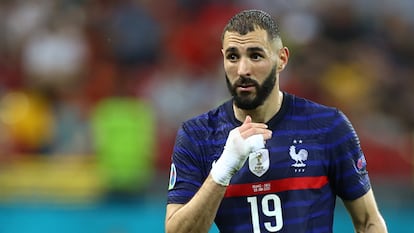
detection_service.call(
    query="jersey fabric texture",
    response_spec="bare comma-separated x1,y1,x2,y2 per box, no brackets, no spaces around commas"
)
167,92,371,233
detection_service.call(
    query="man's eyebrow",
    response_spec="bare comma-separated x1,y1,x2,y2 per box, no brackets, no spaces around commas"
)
224,46,265,53
224,47,238,53
247,47,265,53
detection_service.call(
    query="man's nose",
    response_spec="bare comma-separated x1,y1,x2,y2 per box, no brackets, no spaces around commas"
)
237,58,251,77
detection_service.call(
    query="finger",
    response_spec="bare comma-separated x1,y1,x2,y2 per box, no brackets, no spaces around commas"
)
263,129,273,140
240,127,272,140
239,123,268,134
240,116,267,130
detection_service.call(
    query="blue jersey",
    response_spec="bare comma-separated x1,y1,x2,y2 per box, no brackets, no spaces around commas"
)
167,92,371,233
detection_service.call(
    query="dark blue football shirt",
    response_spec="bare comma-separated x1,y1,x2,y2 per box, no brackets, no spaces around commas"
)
167,92,371,233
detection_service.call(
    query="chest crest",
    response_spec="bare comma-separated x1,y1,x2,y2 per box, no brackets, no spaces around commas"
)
289,139,309,173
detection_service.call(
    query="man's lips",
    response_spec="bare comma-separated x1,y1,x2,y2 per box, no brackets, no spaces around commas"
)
237,85,255,92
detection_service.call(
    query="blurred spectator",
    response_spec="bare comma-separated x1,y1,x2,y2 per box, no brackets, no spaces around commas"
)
91,97,156,197
102,1,161,69
22,18,88,91
165,2,242,73
0,91,54,154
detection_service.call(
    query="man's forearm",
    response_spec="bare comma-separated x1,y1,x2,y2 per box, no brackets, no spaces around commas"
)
364,216,388,233
353,213,388,233
165,175,227,233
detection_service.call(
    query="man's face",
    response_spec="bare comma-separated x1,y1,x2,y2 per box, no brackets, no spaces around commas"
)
222,29,278,110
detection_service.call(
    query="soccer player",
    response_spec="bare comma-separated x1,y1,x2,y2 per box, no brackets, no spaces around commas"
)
165,9,388,233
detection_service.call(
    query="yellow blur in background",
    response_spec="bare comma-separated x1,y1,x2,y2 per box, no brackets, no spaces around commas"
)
0,91,54,153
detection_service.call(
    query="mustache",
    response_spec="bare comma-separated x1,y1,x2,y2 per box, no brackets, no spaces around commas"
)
234,76,258,86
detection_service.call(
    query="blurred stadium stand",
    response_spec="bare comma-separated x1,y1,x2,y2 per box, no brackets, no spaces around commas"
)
0,0,413,232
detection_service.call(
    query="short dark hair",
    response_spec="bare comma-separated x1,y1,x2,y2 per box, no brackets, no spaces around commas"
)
221,9,281,43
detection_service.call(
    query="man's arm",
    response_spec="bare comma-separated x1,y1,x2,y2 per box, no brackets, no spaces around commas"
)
165,116,272,233
165,175,226,233
343,188,388,233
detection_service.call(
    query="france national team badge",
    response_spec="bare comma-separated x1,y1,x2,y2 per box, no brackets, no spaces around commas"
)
289,140,308,173
249,149,269,177
168,163,177,190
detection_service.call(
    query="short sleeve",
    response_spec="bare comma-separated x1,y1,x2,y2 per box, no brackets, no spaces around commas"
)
327,110,371,200
167,123,206,204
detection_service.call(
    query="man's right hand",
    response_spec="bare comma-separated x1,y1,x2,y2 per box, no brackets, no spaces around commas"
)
210,116,272,186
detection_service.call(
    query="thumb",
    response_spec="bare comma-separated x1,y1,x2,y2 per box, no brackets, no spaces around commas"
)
243,115,252,125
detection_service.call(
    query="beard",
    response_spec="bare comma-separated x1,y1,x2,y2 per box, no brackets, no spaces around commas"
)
226,67,277,110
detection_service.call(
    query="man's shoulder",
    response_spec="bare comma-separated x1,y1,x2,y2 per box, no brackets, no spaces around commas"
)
289,93,338,114
182,99,232,131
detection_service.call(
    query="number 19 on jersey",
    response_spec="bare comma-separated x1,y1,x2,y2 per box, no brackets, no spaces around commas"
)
247,194,283,233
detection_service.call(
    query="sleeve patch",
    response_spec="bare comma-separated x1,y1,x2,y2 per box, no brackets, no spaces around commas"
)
168,163,177,190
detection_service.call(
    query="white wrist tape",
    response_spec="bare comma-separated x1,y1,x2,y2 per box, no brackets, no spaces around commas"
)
210,129,264,186
245,134,265,152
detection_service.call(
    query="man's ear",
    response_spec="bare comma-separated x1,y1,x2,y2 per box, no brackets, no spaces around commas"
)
277,47,289,72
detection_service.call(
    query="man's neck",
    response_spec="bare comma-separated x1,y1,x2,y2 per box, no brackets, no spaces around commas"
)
233,90,283,123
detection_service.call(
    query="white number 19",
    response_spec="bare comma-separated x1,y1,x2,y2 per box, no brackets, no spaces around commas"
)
247,194,283,233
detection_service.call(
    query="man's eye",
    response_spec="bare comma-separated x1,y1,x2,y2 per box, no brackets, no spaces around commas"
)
226,54,239,61
251,53,263,60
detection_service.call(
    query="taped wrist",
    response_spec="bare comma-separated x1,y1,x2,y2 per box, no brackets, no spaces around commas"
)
210,130,264,186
